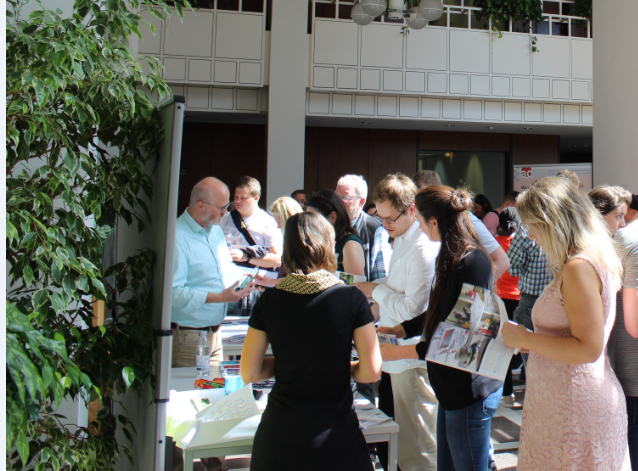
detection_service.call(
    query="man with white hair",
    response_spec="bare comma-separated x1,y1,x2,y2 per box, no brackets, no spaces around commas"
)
336,174,390,281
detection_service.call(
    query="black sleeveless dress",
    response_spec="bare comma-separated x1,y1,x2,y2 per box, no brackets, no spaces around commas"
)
248,272,374,471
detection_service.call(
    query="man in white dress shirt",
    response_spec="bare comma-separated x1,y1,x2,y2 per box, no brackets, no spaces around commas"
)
356,174,440,471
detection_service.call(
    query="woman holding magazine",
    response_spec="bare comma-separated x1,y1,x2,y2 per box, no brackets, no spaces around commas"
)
378,185,503,471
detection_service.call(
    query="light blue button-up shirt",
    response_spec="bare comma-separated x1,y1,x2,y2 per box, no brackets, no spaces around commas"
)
171,210,244,328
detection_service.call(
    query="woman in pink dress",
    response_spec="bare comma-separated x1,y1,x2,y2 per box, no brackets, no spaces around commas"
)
502,176,631,470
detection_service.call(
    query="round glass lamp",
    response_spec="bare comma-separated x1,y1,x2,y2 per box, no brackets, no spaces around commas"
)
406,10,428,29
352,2,374,25
417,0,444,21
360,0,386,17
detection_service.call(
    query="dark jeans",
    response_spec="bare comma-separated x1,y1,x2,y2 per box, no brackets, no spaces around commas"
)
628,395,638,471
437,387,503,471
377,372,401,471
513,293,538,367
501,298,520,397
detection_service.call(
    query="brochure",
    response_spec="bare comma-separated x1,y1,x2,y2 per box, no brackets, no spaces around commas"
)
335,271,366,286
425,283,515,381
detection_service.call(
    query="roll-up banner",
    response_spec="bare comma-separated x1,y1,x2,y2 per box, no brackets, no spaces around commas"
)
513,163,593,192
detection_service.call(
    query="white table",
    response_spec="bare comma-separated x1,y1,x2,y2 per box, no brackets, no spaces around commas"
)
220,318,273,359
169,368,399,471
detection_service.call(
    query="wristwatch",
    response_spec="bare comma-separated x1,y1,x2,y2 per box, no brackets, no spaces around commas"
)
245,253,252,263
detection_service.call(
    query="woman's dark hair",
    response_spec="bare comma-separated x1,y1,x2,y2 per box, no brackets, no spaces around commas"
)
473,194,493,218
498,207,521,236
416,185,490,340
363,202,376,213
306,189,358,242
284,212,337,274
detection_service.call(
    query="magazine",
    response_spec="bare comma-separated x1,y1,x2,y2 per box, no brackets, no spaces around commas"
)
335,271,366,286
425,283,515,381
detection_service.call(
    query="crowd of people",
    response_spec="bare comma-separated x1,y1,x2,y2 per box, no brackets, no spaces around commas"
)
171,168,638,471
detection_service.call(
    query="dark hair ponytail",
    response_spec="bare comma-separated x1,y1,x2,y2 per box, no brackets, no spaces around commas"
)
416,185,489,340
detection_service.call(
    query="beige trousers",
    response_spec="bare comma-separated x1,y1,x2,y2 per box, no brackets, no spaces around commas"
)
391,367,438,471
171,326,223,368
171,326,225,471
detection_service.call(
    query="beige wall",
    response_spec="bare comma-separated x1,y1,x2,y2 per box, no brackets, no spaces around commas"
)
592,0,638,192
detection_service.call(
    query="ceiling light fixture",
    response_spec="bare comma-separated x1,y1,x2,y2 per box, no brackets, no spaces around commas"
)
352,0,443,30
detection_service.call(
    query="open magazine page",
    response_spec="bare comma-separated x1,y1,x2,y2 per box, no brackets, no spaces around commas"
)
425,283,514,381
335,271,367,285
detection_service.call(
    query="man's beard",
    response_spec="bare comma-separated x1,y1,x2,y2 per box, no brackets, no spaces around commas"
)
347,205,360,222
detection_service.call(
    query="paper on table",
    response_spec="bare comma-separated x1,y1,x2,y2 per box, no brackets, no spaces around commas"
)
186,415,262,449
196,385,260,422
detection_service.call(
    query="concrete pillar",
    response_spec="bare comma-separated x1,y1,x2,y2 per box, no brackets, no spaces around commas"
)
592,0,638,192
265,0,309,205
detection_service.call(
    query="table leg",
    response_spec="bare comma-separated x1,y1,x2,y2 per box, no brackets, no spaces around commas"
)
184,450,194,471
388,433,398,471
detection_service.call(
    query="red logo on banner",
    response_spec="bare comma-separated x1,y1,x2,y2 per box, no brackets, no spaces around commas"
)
521,167,532,177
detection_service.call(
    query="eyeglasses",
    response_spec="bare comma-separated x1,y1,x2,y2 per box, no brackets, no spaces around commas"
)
201,201,230,212
337,193,361,203
378,208,406,225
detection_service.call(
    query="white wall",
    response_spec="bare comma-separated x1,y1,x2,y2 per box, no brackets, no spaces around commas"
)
592,0,638,192
265,0,309,205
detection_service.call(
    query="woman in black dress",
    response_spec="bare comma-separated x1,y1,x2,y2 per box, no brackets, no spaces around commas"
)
241,212,382,471
378,186,503,471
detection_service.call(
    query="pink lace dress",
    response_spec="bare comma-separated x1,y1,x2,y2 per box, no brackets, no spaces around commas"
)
518,255,631,471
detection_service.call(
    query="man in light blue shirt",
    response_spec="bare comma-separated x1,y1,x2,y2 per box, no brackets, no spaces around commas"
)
172,177,254,368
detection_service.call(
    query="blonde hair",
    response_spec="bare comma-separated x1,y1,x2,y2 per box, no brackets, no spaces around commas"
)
555,169,583,189
516,177,622,287
268,197,303,233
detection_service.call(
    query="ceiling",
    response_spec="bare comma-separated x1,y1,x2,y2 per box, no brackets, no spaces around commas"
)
185,110,593,152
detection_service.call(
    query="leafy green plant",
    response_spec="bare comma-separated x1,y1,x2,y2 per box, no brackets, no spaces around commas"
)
473,0,543,33
5,0,187,467
572,0,592,22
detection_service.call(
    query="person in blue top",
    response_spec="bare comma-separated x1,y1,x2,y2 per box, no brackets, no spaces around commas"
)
171,176,255,369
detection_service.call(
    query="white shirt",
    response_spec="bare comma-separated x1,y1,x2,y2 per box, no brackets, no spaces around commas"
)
469,212,499,254
220,208,283,251
372,220,440,373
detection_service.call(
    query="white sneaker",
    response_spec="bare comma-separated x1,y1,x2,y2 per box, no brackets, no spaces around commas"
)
501,394,516,408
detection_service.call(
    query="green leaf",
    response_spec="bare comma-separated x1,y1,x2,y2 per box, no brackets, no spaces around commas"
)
16,429,29,466
22,71,34,86
60,376,72,389
7,221,18,244
98,325,106,337
56,246,69,261
32,289,49,309
122,366,135,389
78,274,89,292
23,266,35,286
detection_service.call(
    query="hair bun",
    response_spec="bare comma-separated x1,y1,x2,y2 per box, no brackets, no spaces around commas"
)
450,189,472,213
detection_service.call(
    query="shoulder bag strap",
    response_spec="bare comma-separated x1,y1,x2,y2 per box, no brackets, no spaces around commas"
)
230,210,257,246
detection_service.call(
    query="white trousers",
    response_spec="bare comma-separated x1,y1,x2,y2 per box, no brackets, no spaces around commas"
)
391,367,438,471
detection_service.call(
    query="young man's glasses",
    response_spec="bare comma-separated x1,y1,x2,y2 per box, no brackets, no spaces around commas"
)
201,201,230,212
378,208,406,225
